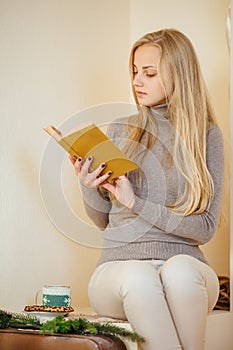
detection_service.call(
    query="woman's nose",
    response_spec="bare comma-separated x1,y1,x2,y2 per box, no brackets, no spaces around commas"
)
133,72,144,86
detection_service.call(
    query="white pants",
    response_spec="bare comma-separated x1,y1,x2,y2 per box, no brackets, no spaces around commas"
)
88,255,219,350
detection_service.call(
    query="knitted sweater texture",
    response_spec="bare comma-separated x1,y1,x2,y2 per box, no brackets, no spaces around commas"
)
80,106,224,266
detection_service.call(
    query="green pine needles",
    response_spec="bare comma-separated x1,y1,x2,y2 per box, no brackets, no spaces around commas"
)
0,310,41,329
0,310,144,343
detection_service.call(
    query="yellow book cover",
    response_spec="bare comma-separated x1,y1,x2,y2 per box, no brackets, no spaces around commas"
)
43,123,138,180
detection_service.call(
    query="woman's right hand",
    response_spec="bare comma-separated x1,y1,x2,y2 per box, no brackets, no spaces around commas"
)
69,155,112,189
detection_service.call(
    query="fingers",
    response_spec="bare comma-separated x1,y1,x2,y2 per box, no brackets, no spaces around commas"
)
78,156,113,188
116,176,128,182
70,154,113,188
69,155,76,165
95,162,106,176
80,157,112,182
118,175,127,180
70,155,92,177
101,181,115,194
94,171,113,187
114,175,129,186
81,156,93,175
73,157,83,176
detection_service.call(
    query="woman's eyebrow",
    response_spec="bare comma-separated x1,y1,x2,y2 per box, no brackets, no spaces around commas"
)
133,64,157,69
142,65,157,69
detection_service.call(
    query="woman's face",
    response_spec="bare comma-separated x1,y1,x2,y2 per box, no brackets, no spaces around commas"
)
132,45,166,107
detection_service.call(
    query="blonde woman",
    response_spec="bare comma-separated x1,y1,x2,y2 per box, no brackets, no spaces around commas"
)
70,29,224,350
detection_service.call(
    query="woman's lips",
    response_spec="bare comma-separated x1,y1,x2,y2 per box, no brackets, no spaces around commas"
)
135,91,147,97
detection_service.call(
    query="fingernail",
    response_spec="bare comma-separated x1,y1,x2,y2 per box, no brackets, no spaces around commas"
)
101,163,106,168
78,157,82,162
88,156,92,161
108,171,112,175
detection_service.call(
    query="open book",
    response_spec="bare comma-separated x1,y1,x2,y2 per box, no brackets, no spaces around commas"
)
43,123,138,180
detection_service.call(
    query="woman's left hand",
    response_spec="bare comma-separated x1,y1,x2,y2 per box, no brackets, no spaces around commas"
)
101,175,135,209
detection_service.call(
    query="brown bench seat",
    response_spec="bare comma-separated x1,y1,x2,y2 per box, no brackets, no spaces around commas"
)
0,328,127,350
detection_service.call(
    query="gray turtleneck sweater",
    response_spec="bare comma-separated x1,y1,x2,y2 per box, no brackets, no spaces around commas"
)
80,106,224,266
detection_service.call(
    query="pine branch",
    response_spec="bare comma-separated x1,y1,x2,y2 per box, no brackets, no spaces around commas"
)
41,316,145,343
91,321,145,342
0,310,12,329
0,310,41,329
0,310,144,343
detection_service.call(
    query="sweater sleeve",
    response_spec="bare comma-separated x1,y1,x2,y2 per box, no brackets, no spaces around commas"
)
131,125,224,244
80,184,111,230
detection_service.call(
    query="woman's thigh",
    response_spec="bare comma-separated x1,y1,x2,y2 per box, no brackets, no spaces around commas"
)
160,255,219,349
88,260,182,350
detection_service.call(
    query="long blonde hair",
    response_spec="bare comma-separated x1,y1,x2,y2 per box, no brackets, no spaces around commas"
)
124,29,216,216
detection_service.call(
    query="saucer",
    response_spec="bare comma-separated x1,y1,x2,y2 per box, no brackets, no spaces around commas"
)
24,311,69,323
24,305,74,323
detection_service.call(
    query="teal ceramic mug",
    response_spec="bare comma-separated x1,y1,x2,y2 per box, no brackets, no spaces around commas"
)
36,285,71,307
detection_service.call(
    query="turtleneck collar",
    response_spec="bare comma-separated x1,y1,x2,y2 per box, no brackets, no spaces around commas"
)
150,103,168,121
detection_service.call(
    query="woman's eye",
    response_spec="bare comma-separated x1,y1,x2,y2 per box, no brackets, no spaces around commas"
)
145,69,157,77
132,68,157,77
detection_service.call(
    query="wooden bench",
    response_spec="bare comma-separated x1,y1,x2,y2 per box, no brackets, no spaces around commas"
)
0,329,127,350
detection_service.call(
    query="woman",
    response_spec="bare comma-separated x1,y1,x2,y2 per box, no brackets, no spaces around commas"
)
70,29,224,350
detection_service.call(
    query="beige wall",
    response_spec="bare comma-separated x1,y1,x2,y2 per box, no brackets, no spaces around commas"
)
230,0,233,312
0,0,230,312
0,0,130,312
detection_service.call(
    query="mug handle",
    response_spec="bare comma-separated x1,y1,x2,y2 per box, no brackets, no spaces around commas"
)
35,290,42,305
